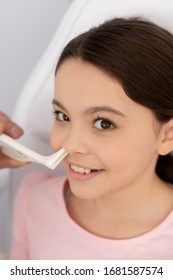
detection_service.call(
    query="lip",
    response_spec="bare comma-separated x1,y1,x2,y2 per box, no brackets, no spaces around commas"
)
67,162,104,181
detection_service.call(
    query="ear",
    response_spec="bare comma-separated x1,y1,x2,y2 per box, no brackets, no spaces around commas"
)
157,119,173,155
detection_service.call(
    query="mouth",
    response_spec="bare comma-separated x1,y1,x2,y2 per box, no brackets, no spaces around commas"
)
67,163,104,180
70,163,99,174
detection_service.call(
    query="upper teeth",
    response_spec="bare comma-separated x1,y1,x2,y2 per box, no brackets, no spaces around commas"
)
70,164,92,174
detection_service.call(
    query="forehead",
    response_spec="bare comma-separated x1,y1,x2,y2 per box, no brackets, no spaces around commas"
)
55,59,131,106
54,59,155,123
55,58,117,91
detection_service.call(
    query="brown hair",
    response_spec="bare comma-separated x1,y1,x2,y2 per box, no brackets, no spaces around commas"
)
55,17,173,184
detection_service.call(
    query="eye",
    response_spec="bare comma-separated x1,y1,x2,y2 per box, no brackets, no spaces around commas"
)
93,118,115,130
53,111,70,122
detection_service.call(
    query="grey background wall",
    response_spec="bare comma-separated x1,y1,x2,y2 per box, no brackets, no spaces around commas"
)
0,0,72,115
0,0,72,258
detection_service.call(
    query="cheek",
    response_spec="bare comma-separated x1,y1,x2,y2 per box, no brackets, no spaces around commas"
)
96,139,129,170
105,147,129,169
103,135,157,175
99,137,151,171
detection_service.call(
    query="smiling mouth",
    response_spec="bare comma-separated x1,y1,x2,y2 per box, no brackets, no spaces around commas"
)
70,163,100,174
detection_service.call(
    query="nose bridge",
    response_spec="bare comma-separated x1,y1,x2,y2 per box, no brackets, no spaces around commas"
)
63,122,87,154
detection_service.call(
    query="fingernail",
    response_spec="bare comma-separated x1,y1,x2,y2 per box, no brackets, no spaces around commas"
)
10,125,23,136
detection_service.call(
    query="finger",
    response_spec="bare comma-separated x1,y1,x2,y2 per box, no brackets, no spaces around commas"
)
0,111,9,119
5,122,24,139
0,112,23,138
0,149,30,169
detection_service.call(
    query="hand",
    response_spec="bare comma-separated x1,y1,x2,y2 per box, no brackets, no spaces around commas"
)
0,111,29,168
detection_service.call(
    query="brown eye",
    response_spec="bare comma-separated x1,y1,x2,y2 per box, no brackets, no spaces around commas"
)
93,118,114,130
54,111,70,122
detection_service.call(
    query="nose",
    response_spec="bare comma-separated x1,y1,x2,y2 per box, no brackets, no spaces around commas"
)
63,125,88,155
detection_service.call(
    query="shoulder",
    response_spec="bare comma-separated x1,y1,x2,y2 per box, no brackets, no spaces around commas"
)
15,171,67,207
20,170,66,189
20,170,61,186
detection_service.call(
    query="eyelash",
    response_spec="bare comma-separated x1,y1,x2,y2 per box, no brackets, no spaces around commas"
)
93,116,116,131
53,111,117,131
53,110,70,122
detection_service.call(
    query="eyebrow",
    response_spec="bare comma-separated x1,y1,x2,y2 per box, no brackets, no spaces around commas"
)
52,98,126,118
52,99,68,112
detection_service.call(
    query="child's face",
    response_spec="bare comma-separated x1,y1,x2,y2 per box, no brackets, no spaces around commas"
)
51,58,161,199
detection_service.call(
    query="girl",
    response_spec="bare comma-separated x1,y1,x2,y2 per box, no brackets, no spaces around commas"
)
10,17,173,259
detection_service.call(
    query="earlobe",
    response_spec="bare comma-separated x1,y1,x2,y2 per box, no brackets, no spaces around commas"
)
158,121,173,155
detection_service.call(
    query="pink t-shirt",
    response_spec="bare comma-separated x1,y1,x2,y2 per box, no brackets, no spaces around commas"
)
10,171,173,260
